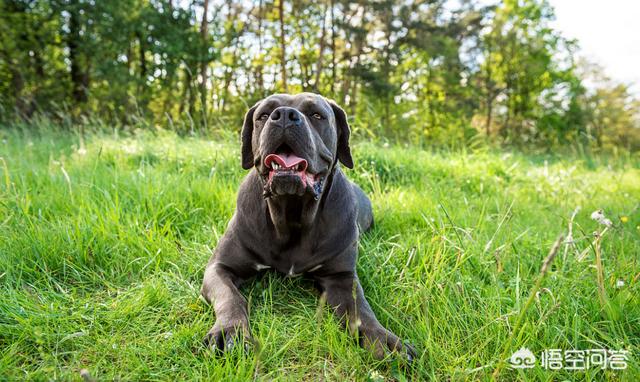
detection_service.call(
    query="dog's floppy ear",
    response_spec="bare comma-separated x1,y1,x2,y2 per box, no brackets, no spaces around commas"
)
241,102,260,170
329,100,354,169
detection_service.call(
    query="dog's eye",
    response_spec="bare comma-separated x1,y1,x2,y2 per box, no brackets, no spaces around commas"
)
311,112,324,120
258,113,269,121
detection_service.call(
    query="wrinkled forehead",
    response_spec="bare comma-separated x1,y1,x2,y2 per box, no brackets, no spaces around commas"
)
259,93,332,115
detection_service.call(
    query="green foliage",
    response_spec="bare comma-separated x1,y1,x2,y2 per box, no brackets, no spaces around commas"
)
1,0,639,150
0,126,639,380
578,61,640,151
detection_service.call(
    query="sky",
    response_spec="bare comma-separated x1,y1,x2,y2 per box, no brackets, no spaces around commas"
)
548,0,640,95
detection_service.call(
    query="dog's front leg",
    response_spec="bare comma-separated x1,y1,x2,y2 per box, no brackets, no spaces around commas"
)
201,261,253,352
317,271,416,361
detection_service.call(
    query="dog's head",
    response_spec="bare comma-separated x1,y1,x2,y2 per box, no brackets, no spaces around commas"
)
240,93,353,199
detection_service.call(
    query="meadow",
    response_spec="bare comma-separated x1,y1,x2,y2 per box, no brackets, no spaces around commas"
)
0,126,638,381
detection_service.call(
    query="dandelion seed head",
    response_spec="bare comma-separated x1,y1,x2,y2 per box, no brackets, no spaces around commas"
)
591,209,612,227
591,209,604,220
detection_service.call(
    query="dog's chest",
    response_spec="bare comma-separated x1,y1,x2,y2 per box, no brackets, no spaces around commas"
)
253,239,326,277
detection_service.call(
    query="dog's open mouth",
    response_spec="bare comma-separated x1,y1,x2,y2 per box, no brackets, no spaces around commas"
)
263,145,323,198
265,152,314,186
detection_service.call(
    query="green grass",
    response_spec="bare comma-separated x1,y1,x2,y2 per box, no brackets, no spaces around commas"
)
0,126,638,381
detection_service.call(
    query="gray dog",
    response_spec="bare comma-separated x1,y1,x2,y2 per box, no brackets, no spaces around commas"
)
201,93,415,360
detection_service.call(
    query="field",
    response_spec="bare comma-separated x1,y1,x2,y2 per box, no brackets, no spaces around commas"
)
0,126,638,381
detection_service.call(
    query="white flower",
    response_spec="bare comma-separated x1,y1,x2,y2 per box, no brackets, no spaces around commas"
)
616,280,625,288
590,209,612,227
367,370,384,382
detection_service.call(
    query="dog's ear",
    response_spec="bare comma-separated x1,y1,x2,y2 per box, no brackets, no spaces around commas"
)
329,100,354,169
241,102,260,170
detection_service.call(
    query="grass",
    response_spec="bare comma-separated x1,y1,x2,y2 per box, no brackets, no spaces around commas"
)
0,125,638,381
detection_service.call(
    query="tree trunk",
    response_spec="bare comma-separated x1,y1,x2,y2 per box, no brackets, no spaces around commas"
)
221,43,241,112
256,0,265,95
178,67,192,115
484,40,493,136
295,11,310,90
3,52,26,115
188,69,196,117
200,0,210,117
278,0,287,91
135,31,147,110
68,4,88,103
136,31,147,79
126,41,132,75
330,0,336,94
381,11,392,128
339,7,352,104
312,3,328,92
425,65,434,131
485,92,493,136
32,36,45,79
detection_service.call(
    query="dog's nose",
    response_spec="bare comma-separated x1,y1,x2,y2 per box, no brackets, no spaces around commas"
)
270,107,301,126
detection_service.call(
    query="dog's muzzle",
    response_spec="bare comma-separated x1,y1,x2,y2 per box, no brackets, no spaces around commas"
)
263,152,324,199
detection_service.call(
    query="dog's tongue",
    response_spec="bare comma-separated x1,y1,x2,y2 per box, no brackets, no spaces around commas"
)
265,153,308,171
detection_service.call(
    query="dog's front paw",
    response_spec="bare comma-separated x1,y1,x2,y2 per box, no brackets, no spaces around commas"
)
360,326,417,363
203,322,252,353
401,341,417,363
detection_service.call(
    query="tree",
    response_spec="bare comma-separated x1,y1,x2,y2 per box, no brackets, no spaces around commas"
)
474,0,580,144
277,0,287,91
0,0,637,153
577,61,640,150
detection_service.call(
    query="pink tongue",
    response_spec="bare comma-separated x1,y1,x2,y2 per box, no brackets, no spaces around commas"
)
265,153,308,171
